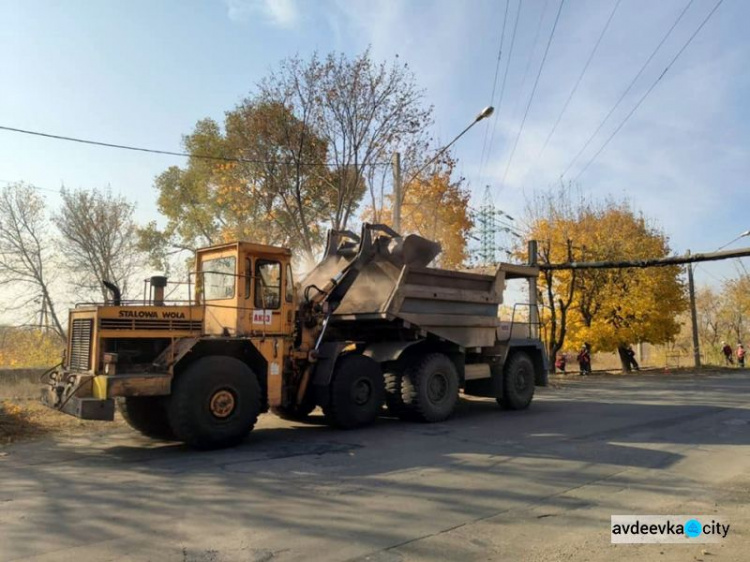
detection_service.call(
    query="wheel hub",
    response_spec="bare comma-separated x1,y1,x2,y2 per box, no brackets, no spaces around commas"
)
352,378,372,406
209,389,236,419
428,373,448,403
515,369,529,392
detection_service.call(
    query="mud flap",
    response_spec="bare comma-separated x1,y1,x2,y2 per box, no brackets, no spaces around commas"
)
311,342,349,407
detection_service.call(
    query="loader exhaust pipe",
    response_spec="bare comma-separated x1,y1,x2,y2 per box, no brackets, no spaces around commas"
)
150,276,168,306
102,280,121,306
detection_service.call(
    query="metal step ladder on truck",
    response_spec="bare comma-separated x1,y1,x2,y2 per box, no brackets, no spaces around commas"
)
42,224,548,449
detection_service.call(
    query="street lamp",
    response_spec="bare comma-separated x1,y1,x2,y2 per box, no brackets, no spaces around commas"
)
717,229,750,251
403,106,494,189
393,107,494,231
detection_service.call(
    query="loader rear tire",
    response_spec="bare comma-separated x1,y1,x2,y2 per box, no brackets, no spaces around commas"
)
117,396,175,440
401,353,459,422
167,356,261,449
324,354,384,429
498,352,535,410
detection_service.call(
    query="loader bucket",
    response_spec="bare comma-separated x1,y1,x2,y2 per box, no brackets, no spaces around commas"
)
385,234,441,268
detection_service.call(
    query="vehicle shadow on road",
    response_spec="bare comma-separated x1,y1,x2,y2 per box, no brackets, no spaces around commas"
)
2,374,748,561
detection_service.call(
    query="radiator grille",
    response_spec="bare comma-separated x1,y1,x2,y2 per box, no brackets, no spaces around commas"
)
99,318,202,332
69,319,93,371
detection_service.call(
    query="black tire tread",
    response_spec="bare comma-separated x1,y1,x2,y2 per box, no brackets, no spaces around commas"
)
168,356,261,449
117,396,175,440
324,354,384,429
499,352,535,410
401,353,459,423
384,370,408,417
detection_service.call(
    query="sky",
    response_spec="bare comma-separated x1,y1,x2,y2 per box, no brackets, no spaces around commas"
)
0,0,748,289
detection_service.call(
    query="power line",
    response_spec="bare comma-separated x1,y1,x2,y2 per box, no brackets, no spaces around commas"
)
501,0,566,186
0,178,59,194
483,0,524,188
560,0,695,180
477,0,510,184
536,0,622,162
0,125,391,168
572,0,724,182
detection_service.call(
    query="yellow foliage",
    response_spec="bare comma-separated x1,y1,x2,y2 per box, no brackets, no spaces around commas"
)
363,162,473,269
0,327,64,368
527,195,687,356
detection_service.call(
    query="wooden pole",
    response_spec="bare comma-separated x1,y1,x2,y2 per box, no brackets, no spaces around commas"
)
392,152,402,233
528,240,539,340
686,250,702,368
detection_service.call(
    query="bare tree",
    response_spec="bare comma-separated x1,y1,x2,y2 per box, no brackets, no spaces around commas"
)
54,187,142,302
260,49,434,231
0,183,65,339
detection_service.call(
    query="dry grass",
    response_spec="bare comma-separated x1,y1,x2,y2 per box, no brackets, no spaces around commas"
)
0,375,123,446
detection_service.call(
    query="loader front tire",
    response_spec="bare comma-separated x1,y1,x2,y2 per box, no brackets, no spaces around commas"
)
401,353,459,422
498,352,535,410
117,396,174,440
324,354,384,429
167,356,261,449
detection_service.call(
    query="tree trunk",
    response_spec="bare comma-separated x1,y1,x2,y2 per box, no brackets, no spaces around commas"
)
548,342,560,374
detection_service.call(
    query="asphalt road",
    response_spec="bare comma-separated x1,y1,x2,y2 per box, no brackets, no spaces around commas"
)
1,371,749,561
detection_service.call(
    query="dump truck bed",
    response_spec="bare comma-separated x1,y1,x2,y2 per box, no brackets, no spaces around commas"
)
332,260,537,349
301,227,538,349
334,264,497,347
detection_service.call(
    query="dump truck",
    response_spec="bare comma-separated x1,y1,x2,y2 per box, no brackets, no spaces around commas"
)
42,224,547,448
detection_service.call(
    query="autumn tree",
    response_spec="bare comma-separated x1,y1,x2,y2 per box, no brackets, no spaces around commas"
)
143,49,433,266
0,326,64,368
525,189,687,371
0,183,65,339
363,154,472,268
718,275,750,344
524,190,580,367
54,187,142,301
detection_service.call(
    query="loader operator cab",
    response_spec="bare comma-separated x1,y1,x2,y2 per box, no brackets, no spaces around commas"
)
195,242,295,337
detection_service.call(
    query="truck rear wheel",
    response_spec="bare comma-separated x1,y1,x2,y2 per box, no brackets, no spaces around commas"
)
384,369,408,417
117,396,174,440
499,352,535,410
167,356,261,449
324,354,384,429
402,353,459,422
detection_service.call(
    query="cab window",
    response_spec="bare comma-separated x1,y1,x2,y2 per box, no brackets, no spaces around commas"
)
285,264,294,303
255,260,281,309
203,256,236,300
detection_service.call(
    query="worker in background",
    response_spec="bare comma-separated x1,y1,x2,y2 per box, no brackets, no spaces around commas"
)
737,343,745,368
722,341,734,365
626,345,640,371
555,353,567,374
577,344,591,376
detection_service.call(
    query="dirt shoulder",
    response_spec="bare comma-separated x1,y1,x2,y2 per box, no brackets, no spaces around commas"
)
0,369,123,446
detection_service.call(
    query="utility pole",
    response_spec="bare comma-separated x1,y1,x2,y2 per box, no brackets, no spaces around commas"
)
686,250,701,368
528,240,539,340
392,152,402,232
